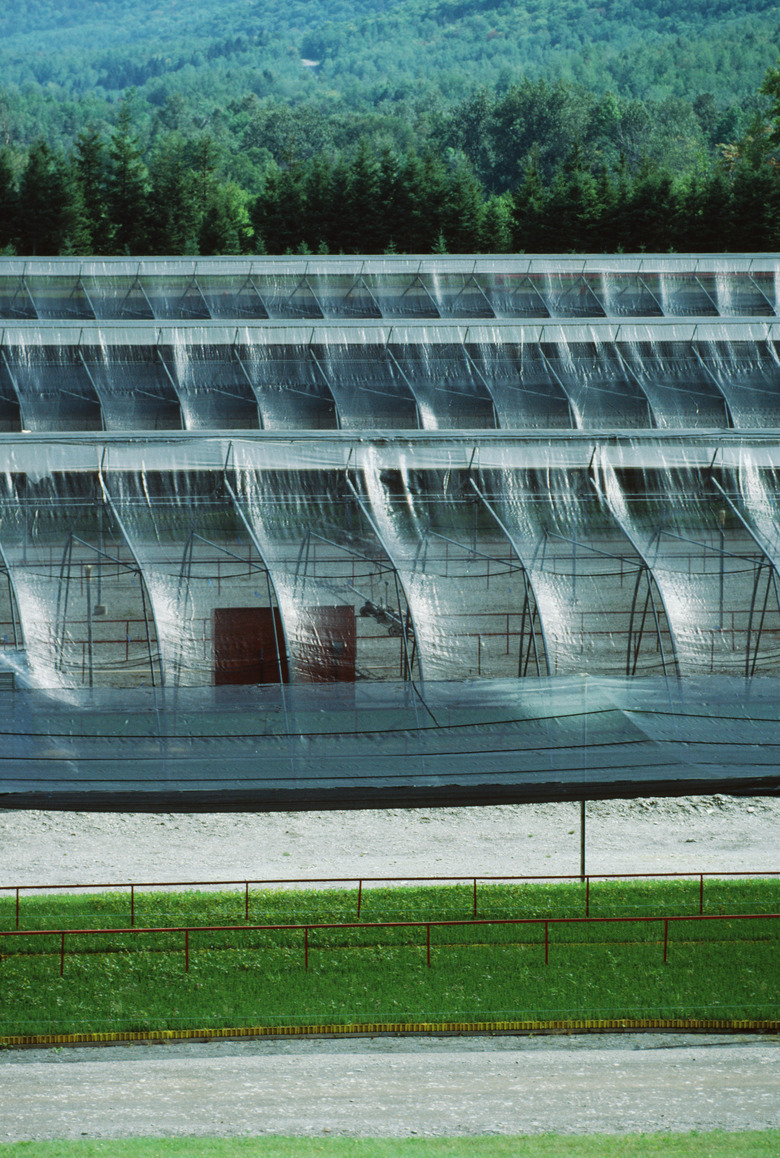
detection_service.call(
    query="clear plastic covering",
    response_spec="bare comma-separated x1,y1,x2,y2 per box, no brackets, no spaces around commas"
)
1,318,780,434
0,472,158,688
0,440,771,690
477,463,674,677
0,256,779,807
599,453,780,676
1,255,779,322
1,675,779,809
232,464,420,685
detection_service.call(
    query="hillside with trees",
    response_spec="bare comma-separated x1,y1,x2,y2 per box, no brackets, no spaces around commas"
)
2,0,780,254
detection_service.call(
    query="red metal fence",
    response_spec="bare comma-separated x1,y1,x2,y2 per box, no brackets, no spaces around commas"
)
2,870,779,930
2,910,778,977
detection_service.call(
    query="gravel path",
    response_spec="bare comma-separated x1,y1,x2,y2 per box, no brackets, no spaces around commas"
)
1,1035,779,1141
1,794,779,887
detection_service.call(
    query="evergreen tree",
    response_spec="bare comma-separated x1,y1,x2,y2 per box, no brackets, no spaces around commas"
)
73,126,111,253
302,154,336,252
147,133,200,254
441,157,484,253
59,162,94,255
344,139,384,253
199,182,253,255
588,165,618,253
622,163,680,252
0,147,18,252
190,134,221,217
387,153,431,253
680,166,734,252
17,140,69,254
730,158,779,251
478,193,514,253
106,102,150,254
251,162,305,254
512,148,547,253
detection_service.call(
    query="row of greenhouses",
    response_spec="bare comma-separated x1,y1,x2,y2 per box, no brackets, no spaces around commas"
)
1,254,779,321
2,318,780,431
2,255,780,808
0,435,777,691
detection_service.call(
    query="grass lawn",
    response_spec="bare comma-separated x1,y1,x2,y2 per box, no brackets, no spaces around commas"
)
1,1133,780,1156
1,880,778,1038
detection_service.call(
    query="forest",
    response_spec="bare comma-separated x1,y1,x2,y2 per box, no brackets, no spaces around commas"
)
2,0,780,254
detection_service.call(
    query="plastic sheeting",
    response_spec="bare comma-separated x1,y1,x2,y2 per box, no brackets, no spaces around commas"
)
0,676,777,809
0,439,777,689
1,255,778,321
2,319,780,433
0,255,779,808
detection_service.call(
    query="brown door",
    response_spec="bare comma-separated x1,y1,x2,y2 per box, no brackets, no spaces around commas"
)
213,607,289,685
298,605,356,682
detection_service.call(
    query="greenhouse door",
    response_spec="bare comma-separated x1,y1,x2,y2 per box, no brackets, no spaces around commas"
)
213,607,289,685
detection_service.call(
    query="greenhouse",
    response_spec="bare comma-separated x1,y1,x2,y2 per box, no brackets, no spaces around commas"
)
1,255,780,810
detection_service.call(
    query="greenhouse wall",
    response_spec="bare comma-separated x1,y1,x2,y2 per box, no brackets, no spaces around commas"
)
0,256,778,809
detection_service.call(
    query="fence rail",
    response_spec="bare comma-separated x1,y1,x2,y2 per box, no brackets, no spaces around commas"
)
2,870,779,931
1,910,778,976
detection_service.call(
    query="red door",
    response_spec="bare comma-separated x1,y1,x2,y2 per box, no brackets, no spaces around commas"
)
213,607,289,685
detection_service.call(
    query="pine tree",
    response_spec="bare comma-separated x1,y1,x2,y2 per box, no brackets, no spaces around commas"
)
622,162,680,252
343,138,384,253
512,148,547,253
251,163,305,254
303,154,336,252
190,134,221,218
147,133,200,254
478,193,514,253
106,102,150,254
441,157,484,253
0,147,18,252
73,126,111,253
199,182,253,255
17,140,69,254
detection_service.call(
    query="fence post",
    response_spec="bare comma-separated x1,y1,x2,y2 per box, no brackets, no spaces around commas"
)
426,923,431,967
544,920,549,965
585,876,590,918
699,874,704,916
357,880,363,919
245,882,249,923
15,887,19,929
580,801,586,882
473,878,477,919
304,926,309,971
185,929,189,972
130,884,135,928
663,918,668,964
60,931,65,977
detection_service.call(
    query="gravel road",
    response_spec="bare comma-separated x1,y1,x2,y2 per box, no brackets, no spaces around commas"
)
1,1035,779,1141
1,794,779,887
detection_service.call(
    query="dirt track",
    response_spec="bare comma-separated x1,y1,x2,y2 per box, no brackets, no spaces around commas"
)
1,1035,779,1142
2,794,778,887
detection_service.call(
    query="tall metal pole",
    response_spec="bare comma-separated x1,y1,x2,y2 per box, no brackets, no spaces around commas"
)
580,799,586,882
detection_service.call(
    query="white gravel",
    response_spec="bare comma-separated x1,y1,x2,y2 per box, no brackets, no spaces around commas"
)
1,794,778,887
2,1035,780,1141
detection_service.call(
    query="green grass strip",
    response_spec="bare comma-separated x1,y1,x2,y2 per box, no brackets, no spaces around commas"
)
1,1132,780,1156
4,878,780,933
1,880,778,1038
